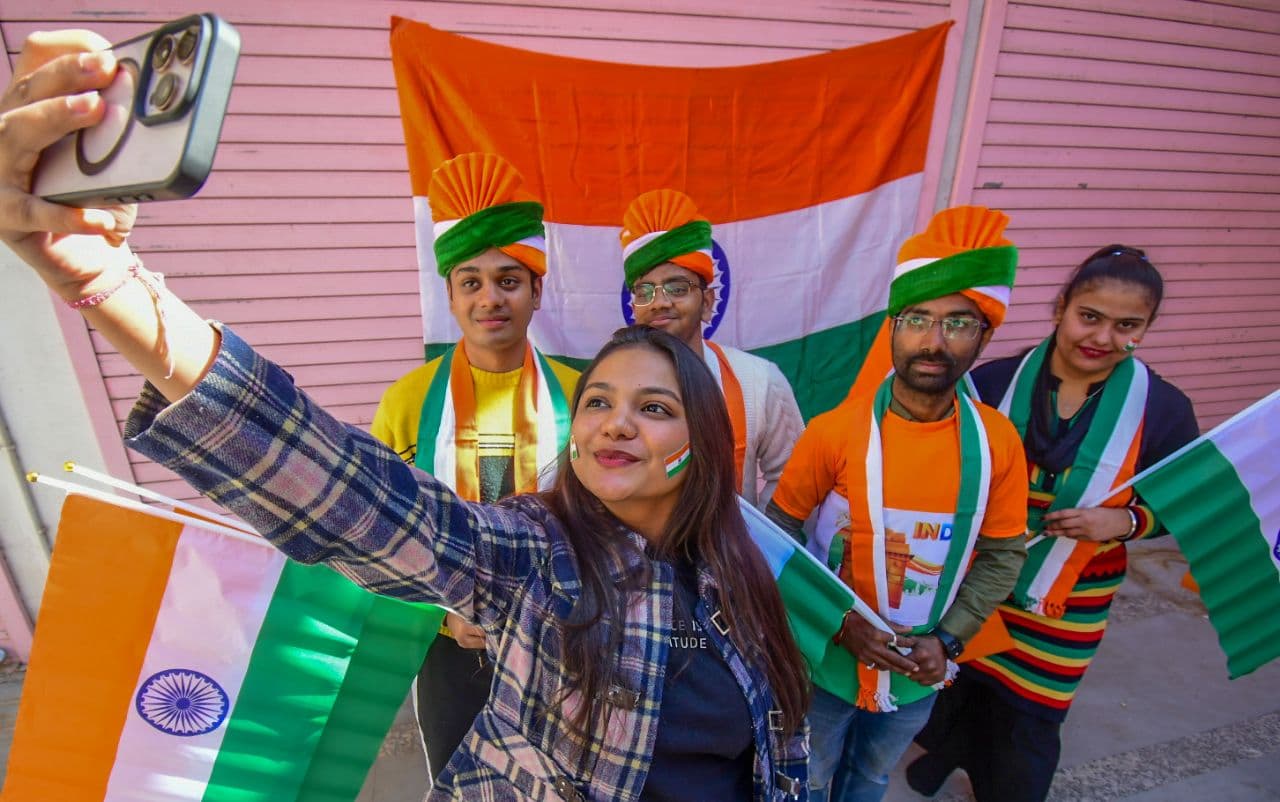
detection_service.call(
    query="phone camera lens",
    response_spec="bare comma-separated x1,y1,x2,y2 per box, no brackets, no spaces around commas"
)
150,72,181,110
153,34,175,71
176,29,198,62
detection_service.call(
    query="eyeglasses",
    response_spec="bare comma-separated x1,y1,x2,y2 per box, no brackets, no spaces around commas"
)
631,278,701,307
892,313,989,341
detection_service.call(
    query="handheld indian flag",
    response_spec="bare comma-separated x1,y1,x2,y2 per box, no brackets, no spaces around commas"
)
3,490,440,801
390,18,951,418
739,499,1012,704
737,498,891,704
1124,389,1280,678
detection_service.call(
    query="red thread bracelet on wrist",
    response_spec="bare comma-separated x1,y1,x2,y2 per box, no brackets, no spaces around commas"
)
65,261,143,309
63,258,174,380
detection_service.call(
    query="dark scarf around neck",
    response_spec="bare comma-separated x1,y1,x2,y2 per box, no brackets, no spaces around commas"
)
1024,338,1109,474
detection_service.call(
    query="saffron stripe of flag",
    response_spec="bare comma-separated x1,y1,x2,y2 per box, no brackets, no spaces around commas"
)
391,19,950,419
1131,389,1280,678
2,493,440,801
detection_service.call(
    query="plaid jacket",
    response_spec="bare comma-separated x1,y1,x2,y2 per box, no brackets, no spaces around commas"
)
125,326,808,802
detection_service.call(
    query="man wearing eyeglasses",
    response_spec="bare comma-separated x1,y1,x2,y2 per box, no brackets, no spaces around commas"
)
766,206,1029,802
371,153,578,781
619,189,804,508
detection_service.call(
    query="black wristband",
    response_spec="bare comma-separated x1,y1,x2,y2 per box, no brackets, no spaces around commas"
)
931,627,964,660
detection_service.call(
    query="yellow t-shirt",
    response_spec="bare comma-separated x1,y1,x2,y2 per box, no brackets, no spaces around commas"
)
471,365,520,503
371,353,578,461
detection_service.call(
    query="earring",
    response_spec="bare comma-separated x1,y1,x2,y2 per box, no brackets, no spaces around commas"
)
569,436,579,461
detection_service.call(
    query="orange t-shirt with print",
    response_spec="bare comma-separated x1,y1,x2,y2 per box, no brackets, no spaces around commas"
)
773,399,1027,626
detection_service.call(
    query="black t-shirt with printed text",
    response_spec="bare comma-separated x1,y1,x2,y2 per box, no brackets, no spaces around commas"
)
641,562,755,800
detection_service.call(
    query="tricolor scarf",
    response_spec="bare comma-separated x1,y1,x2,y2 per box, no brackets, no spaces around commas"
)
415,341,571,497
811,375,991,711
703,340,748,493
997,336,1148,617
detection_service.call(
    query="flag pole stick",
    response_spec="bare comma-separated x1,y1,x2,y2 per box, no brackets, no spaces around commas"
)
62,461,254,534
27,472,270,549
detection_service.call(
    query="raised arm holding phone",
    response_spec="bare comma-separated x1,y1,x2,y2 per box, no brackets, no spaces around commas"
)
2,31,221,399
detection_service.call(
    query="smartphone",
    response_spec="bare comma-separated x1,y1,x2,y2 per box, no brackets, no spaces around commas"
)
32,14,240,206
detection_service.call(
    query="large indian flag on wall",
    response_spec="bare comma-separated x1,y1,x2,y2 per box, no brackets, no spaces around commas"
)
1130,389,1280,679
390,18,950,417
2,494,439,801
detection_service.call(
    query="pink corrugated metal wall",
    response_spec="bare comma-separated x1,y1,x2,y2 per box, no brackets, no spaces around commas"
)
2,0,1276,502
954,0,1280,428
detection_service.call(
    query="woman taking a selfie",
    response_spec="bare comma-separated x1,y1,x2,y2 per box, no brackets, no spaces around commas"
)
907,246,1199,802
0,31,810,801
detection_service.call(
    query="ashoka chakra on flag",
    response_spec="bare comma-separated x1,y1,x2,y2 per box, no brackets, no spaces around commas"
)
135,668,230,736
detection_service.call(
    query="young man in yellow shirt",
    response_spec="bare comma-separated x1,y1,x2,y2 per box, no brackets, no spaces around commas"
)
371,153,578,780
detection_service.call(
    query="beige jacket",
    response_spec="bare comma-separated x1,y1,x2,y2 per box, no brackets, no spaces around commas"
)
704,342,806,509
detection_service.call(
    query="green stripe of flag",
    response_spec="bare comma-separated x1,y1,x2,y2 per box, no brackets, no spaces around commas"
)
745,312,887,420
295,598,443,801
1136,440,1280,678
775,550,854,681
203,561,437,800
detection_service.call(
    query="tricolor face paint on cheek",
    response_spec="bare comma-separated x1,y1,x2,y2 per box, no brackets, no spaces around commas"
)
664,441,691,479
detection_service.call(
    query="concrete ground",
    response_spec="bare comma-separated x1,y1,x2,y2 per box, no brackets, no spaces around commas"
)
2,538,1277,800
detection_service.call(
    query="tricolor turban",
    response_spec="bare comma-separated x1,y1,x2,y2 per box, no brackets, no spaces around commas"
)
428,152,546,278
887,205,1018,328
619,189,715,287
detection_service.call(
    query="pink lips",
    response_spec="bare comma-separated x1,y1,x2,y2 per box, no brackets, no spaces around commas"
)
595,449,640,468
476,317,509,330
913,360,948,374
1078,346,1109,359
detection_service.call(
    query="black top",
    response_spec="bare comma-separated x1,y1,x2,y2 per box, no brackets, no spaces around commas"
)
642,563,755,800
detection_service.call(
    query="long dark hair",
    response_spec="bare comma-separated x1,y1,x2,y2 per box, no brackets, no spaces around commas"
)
1058,244,1164,322
542,325,810,744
